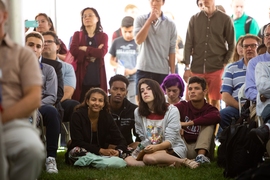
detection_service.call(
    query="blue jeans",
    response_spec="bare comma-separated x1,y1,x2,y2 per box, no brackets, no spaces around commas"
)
219,106,240,129
39,105,61,158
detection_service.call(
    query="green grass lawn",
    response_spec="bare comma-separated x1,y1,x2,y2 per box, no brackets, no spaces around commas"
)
38,151,230,180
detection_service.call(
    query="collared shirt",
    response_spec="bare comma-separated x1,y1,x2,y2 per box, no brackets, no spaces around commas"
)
245,52,270,101
221,58,247,100
0,34,42,109
134,12,177,74
255,61,270,116
184,10,235,74
57,58,76,89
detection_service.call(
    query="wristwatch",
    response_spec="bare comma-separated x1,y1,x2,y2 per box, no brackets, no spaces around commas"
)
184,67,191,71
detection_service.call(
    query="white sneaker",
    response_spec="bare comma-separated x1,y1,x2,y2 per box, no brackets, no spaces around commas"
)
45,157,58,173
195,154,210,164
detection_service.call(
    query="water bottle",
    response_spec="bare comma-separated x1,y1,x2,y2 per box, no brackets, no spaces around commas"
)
131,139,151,159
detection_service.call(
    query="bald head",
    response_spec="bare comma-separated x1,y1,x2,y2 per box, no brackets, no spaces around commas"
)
231,0,245,19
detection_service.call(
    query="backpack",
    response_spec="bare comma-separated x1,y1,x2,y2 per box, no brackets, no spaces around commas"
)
245,16,253,34
217,101,265,178
236,162,270,180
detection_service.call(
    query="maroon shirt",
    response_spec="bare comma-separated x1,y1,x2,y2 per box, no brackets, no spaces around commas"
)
69,31,108,101
174,100,220,143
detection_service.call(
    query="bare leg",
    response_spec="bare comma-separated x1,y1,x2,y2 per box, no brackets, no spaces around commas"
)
143,150,199,169
125,156,145,166
209,99,220,111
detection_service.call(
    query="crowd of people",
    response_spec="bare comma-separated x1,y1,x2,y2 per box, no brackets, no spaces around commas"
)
1,0,270,179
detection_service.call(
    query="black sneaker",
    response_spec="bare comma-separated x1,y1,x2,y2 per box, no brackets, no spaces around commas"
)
249,125,270,146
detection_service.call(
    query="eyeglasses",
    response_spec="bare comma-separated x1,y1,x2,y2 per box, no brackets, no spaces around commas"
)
264,33,270,38
242,44,258,49
44,40,55,45
82,14,96,19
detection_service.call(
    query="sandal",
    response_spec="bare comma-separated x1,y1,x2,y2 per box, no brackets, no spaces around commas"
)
182,158,199,169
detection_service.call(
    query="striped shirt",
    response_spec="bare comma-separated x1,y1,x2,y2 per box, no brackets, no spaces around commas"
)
221,59,246,100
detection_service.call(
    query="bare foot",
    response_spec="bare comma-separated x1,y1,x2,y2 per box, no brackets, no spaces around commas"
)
182,158,199,169
175,158,199,169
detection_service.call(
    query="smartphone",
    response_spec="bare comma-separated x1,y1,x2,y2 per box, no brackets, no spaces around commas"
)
25,20,39,28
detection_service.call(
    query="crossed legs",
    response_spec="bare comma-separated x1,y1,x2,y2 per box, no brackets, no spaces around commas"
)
125,150,198,169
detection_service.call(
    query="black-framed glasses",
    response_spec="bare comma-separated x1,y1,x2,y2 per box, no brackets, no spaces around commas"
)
44,40,55,45
264,33,270,38
242,44,258,49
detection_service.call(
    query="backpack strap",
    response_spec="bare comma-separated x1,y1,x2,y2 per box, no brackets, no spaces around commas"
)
245,16,253,34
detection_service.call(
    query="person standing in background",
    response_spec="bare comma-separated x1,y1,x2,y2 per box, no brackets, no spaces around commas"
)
70,7,108,102
109,16,137,104
112,4,139,41
183,0,235,110
35,13,68,61
196,0,205,11
134,0,177,89
231,0,260,41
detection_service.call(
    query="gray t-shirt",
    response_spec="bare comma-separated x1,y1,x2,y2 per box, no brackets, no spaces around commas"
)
109,37,137,81
134,13,177,74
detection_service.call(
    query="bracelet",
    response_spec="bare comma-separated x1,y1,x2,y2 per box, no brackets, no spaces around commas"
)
117,149,123,158
184,67,190,71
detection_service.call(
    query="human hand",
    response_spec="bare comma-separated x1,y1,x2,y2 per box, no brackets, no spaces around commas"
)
150,8,159,22
144,145,157,154
180,129,184,136
99,148,119,156
183,70,191,83
79,46,87,51
181,121,194,127
98,44,104,49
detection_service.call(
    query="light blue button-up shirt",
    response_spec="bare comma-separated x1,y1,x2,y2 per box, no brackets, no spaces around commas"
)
245,52,270,101
255,61,270,116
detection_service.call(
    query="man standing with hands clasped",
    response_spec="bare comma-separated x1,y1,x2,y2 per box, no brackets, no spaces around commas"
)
183,0,235,110
134,0,177,89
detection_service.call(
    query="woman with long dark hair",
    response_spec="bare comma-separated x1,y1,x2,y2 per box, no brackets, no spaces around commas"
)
125,78,199,168
67,88,127,161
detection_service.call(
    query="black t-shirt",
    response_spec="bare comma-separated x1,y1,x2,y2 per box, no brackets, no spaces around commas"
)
83,35,100,86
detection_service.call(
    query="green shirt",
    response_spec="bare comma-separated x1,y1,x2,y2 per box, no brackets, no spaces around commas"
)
232,13,260,41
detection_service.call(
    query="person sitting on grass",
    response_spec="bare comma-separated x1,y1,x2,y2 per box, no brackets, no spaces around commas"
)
66,88,128,164
124,78,199,169
108,75,140,150
175,76,220,164
160,74,185,104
